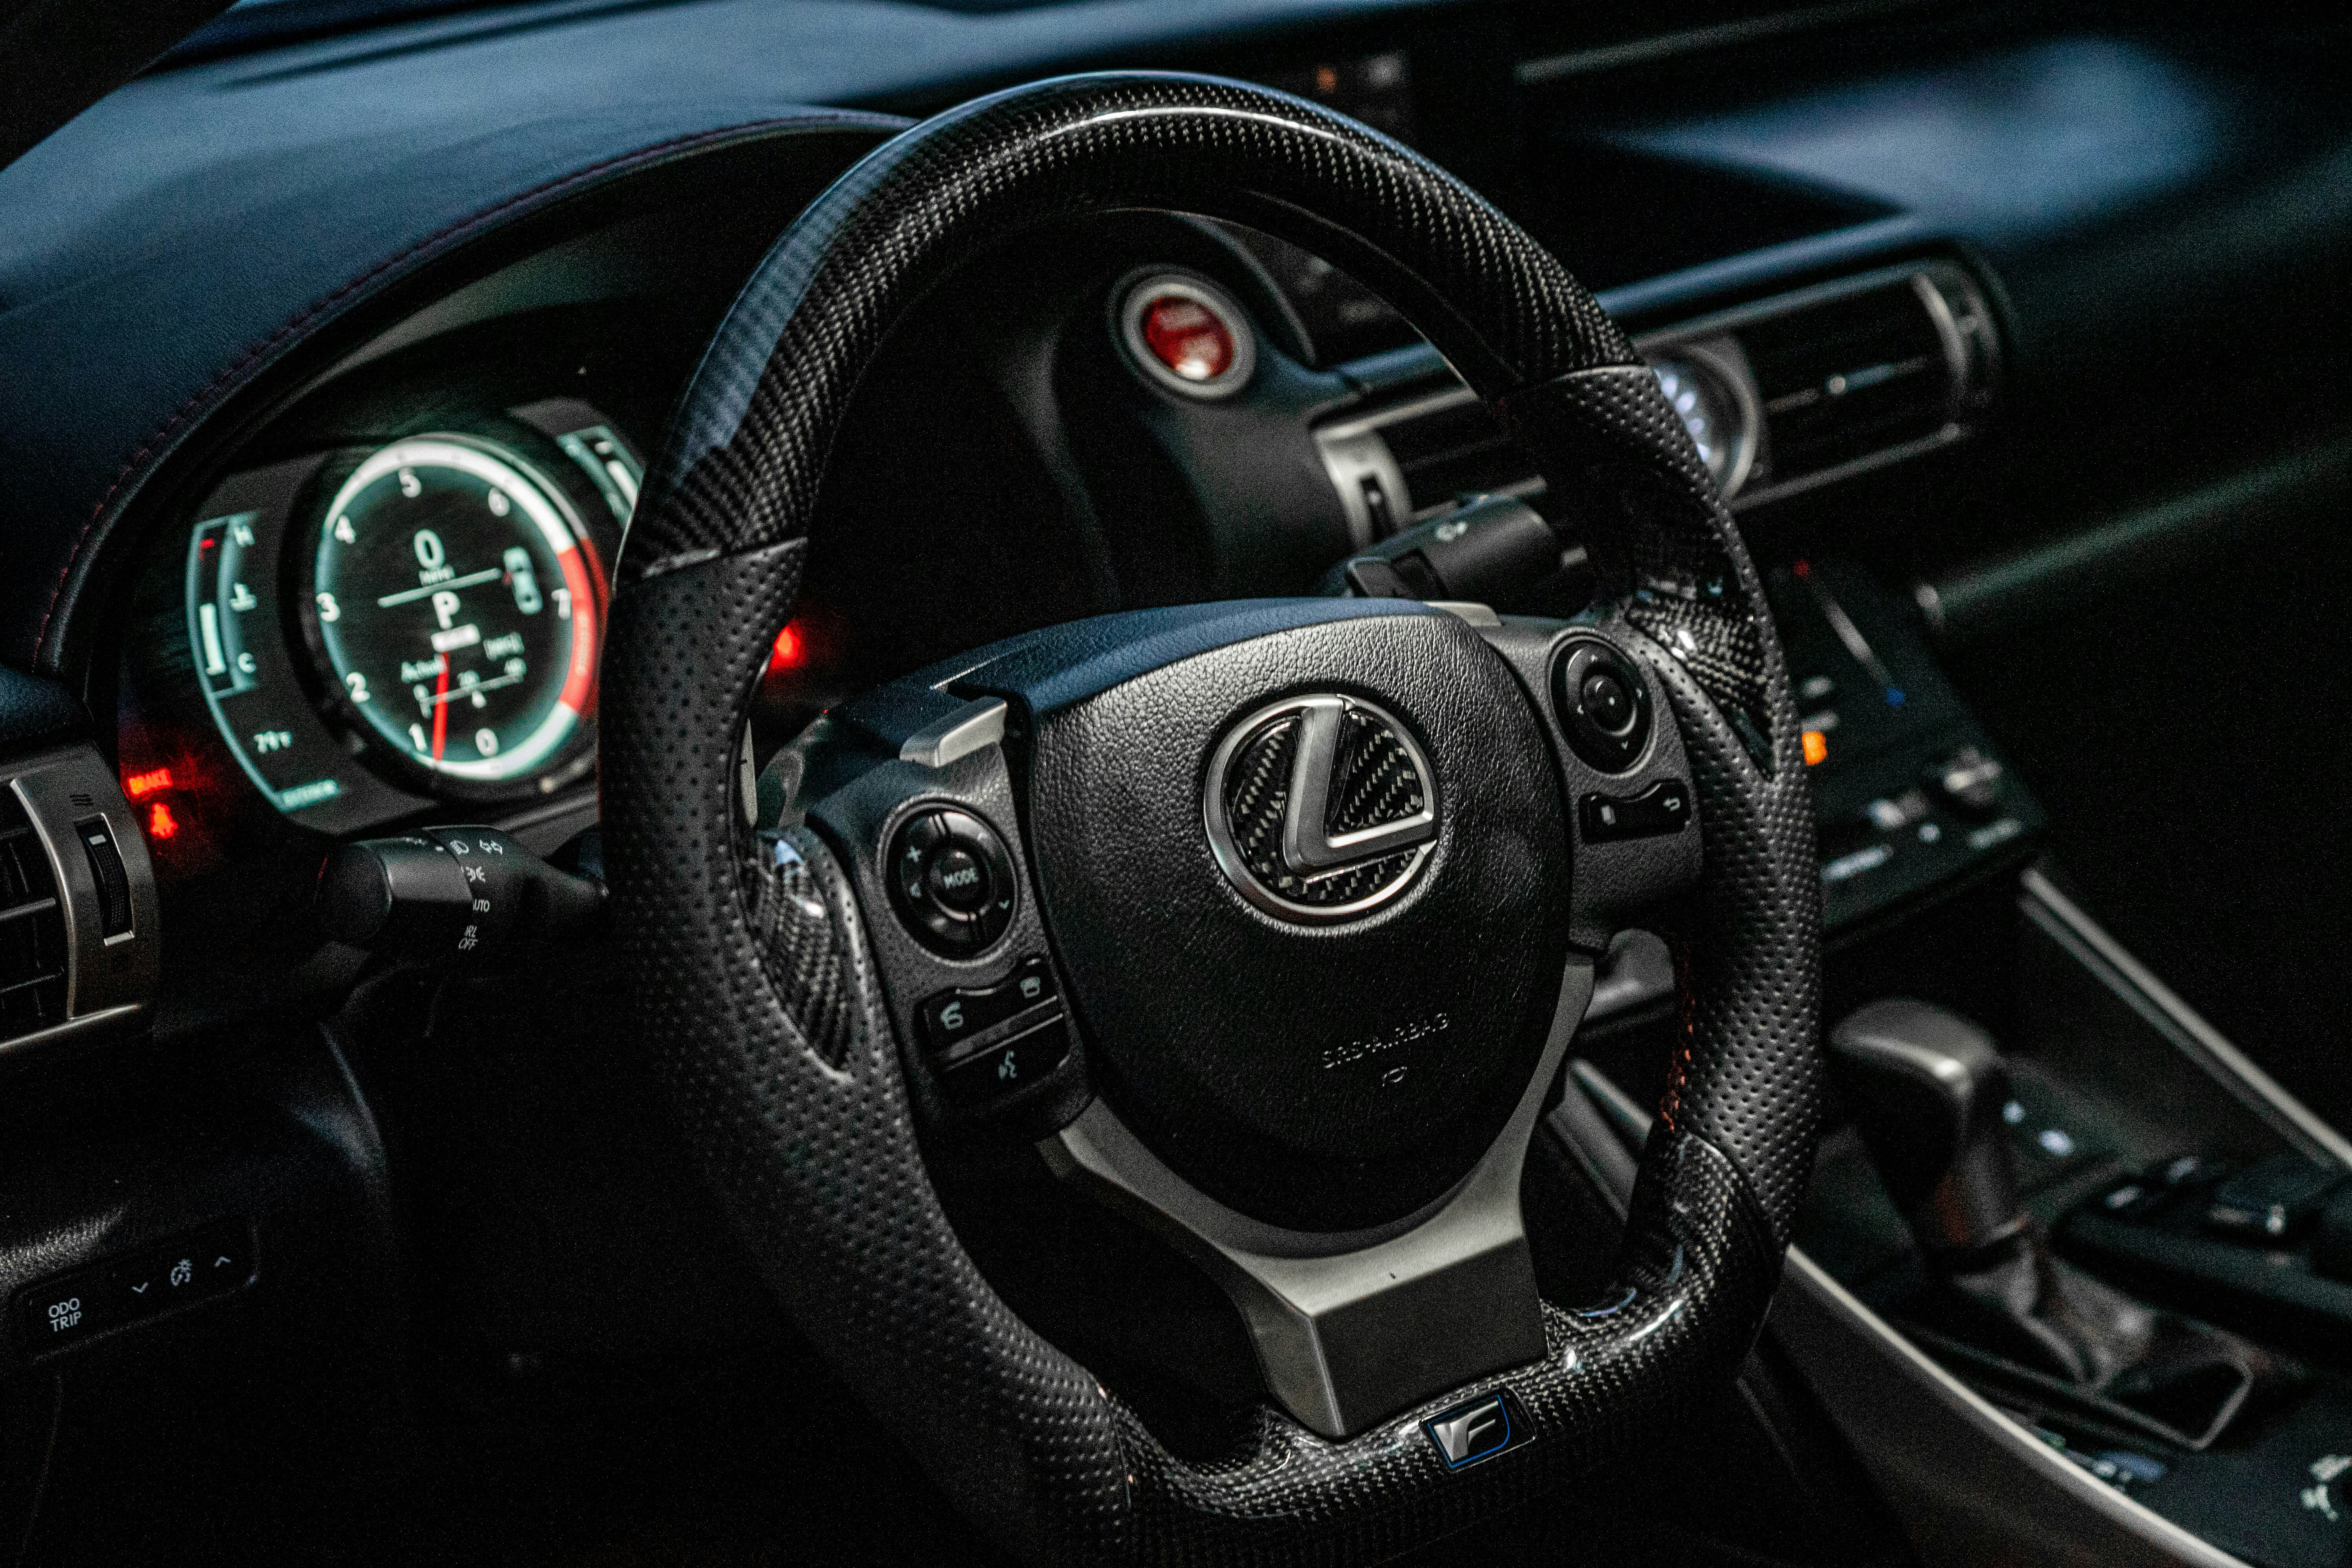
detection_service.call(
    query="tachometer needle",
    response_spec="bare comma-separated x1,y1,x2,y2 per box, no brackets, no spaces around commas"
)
378,566,503,608
431,660,449,760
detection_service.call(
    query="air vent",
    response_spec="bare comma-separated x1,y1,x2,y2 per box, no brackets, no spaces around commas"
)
1637,259,2000,507
1378,393,1536,512
1313,385,1544,544
1312,258,1998,534
1742,280,1949,472
1,747,161,1059
0,789,69,1044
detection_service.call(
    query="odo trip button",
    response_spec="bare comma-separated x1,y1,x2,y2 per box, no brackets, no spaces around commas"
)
19,1268,108,1348
886,806,1018,956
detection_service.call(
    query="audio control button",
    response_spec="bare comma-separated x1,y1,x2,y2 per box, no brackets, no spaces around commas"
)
886,806,1018,955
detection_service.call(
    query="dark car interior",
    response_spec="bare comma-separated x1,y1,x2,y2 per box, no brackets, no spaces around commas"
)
4,0,2351,1562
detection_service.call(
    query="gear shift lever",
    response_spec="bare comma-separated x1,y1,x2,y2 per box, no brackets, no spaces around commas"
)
1831,999,2150,1385
1829,999,2285,1444
1828,998,2029,1257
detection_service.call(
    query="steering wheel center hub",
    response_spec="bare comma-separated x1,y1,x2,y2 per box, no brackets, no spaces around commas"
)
1012,605,1572,1233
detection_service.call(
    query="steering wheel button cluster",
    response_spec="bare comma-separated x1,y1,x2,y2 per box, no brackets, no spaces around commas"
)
887,806,1017,955
1551,637,1653,772
1580,780,1694,842
924,846,989,911
918,956,1057,1054
13,1219,254,1358
1579,669,1634,733
938,1012,1072,1106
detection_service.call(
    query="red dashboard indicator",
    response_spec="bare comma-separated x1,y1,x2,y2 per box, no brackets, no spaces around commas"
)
769,622,805,671
1802,730,1830,767
147,801,180,841
125,766,174,798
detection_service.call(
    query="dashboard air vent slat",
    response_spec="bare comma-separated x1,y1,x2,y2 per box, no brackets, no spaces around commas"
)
1313,260,1997,537
1738,278,1953,477
1380,397,1537,516
0,795,70,1043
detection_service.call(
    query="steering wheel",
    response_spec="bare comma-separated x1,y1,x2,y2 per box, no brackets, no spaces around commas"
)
601,73,1824,1565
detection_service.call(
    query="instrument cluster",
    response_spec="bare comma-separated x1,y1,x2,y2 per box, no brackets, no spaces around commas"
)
116,400,640,879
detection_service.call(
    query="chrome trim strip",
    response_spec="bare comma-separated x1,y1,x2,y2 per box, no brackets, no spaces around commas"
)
1117,272,1257,400
1775,1249,2251,1568
4,744,163,1041
0,1003,149,1066
2020,866,2352,1167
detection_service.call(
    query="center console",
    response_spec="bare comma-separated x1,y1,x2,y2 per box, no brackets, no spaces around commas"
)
1555,557,2352,1568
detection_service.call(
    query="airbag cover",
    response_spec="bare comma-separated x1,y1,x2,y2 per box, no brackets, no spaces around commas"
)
1023,607,1570,1232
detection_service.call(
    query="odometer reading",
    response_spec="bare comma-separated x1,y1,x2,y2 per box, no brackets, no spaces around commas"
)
312,436,599,785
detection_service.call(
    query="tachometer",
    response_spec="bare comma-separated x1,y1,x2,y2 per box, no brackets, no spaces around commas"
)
309,435,602,791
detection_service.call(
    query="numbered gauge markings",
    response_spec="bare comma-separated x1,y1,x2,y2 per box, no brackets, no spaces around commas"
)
310,436,602,785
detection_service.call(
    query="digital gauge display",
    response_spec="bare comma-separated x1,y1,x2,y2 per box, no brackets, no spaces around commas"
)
310,437,601,786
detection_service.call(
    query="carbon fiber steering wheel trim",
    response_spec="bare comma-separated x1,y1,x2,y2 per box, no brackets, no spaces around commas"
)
601,72,1823,1565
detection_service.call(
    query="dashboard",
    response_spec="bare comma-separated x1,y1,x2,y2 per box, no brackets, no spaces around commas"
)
1,2,2349,1562
0,0,2325,1045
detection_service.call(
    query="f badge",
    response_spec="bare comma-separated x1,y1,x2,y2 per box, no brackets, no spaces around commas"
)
1424,1392,1524,1470
1204,694,1437,923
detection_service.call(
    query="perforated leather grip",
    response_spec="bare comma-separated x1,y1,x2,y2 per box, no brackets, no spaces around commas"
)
602,72,1823,1565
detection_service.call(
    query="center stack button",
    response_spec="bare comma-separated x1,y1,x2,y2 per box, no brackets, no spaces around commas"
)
887,806,1018,955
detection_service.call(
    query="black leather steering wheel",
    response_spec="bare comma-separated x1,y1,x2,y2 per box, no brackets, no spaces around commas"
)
601,73,1824,1565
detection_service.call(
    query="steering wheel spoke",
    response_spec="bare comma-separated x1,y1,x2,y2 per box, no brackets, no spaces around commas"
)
780,691,1090,1129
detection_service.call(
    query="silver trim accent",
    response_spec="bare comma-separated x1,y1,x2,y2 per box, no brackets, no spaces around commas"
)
1201,694,1437,925
1044,960,1593,1438
0,1004,148,1066
1312,383,1482,545
4,744,160,1050
1425,601,1501,628
1776,1250,2250,1568
1118,273,1257,400
2020,866,2352,1167
899,697,1009,771
1311,259,1998,535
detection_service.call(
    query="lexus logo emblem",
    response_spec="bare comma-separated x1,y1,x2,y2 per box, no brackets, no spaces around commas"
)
1204,694,1438,923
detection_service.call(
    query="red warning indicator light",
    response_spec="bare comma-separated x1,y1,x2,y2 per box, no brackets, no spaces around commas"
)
147,802,180,841
125,766,174,798
768,622,805,672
